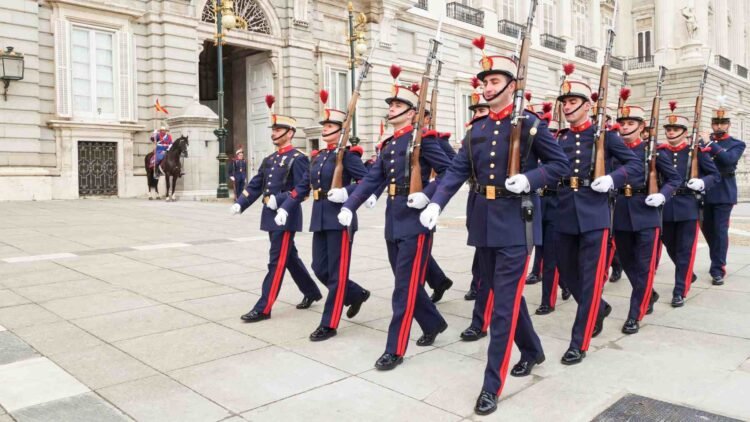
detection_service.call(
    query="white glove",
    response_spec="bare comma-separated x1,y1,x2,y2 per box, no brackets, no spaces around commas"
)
274,208,288,226
407,192,430,209
591,175,614,193
420,203,441,230
265,194,278,210
364,194,378,209
687,178,705,192
505,174,531,194
338,208,353,226
645,193,666,207
229,203,241,215
327,188,348,203
230,176,235,182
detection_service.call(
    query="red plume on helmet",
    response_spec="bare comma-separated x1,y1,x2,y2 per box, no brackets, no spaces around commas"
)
389,64,402,81
265,94,275,110
525,92,532,102
563,63,576,76
669,101,677,112
319,90,329,105
472,35,486,52
409,83,420,94
619,88,631,102
590,92,599,102
542,102,553,113
470,76,480,89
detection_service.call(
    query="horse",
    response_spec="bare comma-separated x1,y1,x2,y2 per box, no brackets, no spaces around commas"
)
145,135,189,202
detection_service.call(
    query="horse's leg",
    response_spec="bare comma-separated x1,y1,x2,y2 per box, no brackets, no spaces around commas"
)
147,169,153,200
171,174,177,201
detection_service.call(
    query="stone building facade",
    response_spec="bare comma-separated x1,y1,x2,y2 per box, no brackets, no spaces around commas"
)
0,0,747,200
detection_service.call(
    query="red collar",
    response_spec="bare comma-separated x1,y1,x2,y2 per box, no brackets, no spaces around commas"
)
488,104,514,121
658,142,688,152
393,125,414,138
624,139,643,149
570,120,592,133
713,133,730,141
277,144,294,154
326,143,337,150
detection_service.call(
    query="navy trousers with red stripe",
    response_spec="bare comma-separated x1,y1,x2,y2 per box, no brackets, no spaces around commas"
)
311,230,367,329
253,231,322,315
663,221,700,298
615,228,660,321
479,245,543,395
425,257,450,291
540,221,565,308
702,203,733,278
385,233,446,356
470,249,481,292
556,229,610,351
530,245,543,276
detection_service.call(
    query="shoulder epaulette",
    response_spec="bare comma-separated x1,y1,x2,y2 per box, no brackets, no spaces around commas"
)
348,145,364,156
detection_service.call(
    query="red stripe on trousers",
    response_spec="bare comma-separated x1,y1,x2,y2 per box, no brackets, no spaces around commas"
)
683,221,700,298
263,231,291,315
496,255,531,397
397,234,425,356
482,290,494,333
550,268,560,308
419,236,433,285
582,229,609,351
638,228,660,320
606,239,616,282
330,230,349,329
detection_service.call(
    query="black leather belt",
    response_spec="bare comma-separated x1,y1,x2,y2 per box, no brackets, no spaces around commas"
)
560,177,592,188
675,187,698,195
721,171,736,178
312,188,329,201
388,184,410,196
474,184,519,200
540,187,557,197
617,186,647,196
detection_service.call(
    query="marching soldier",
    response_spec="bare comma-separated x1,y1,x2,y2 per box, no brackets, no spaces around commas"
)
230,97,322,322
419,41,569,415
660,102,720,307
307,91,371,341
555,72,641,364
613,96,681,334
701,100,747,285
228,148,247,199
338,67,451,371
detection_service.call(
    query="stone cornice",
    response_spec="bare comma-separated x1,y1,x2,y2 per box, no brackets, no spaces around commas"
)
47,120,146,132
46,0,146,19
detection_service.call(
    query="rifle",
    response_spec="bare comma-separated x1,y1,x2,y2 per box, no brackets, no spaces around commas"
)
407,18,443,194
331,40,378,189
686,54,711,181
507,0,538,177
592,0,619,179
646,66,667,194
428,60,443,131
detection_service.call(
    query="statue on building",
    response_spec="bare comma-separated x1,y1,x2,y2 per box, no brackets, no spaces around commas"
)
681,7,699,40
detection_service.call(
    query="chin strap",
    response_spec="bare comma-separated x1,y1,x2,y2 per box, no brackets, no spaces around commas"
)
620,127,640,138
272,128,292,141
482,79,513,103
666,128,687,141
321,126,342,138
564,101,586,117
387,107,413,122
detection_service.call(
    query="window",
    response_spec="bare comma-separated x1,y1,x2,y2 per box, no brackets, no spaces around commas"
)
573,0,588,45
328,68,350,111
542,0,556,34
457,92,473,140
397,31,416,55
71,26,115,118
498,0,516,21
637,30,651,59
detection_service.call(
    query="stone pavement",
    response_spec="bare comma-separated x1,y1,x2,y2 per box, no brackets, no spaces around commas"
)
0,196,749,422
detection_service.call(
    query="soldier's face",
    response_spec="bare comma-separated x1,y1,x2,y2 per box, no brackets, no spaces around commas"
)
712,122,730,133
483,75,514,106
665,127,686,143
322,123,340,143
618,119,643,142
473,107,490,119
237,152,244,159
271,127,293,146
562,97,590,124
388,101,414,126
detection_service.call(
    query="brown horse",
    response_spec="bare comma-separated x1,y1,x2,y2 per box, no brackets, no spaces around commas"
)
145,135,189,201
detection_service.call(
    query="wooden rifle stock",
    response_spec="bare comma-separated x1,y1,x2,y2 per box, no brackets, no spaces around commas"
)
408,37,441,194
331,90,361,189
646,66,666,194
686,61,710,180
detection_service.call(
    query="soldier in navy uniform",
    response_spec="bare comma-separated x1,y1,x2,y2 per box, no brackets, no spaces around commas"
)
228,148,247,199
338,68,451,371
613,99,682,334
554,73,641,365
700,102,746,285
230,101,322,322
660,103,720,307
307,91,371,341
419,43,569,415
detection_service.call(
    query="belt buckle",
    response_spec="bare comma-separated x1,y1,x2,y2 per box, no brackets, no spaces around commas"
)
624,184,632,197
313,190,319,200
570,176,579,191
486,185,496,200
389,183,396,196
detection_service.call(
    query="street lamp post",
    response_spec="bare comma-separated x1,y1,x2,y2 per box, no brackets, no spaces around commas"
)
347,2,368,145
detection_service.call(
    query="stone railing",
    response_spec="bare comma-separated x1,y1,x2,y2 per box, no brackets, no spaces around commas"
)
498,19,523,38
446,2,484,27
540,33,566,53
575,45,597,62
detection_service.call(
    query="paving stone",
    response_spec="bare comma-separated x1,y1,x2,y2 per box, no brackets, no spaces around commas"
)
0,304,61,329
0,331,39,365
0,357,89,412
114,323,267,371
13,279,119,303
98,375,231,422
1,267,89,289
172,292,267,321
0,289,30,308
12,392,132,422
49,344,158,390
40,291,158,320
170,346,347,413
13,321,103,356
73,304,205,342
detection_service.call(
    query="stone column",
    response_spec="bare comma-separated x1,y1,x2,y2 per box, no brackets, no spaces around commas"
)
716,0,729,57
558,0,573,54
589,0,601,51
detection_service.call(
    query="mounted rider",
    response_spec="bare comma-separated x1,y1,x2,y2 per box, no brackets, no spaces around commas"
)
150,126,173,174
